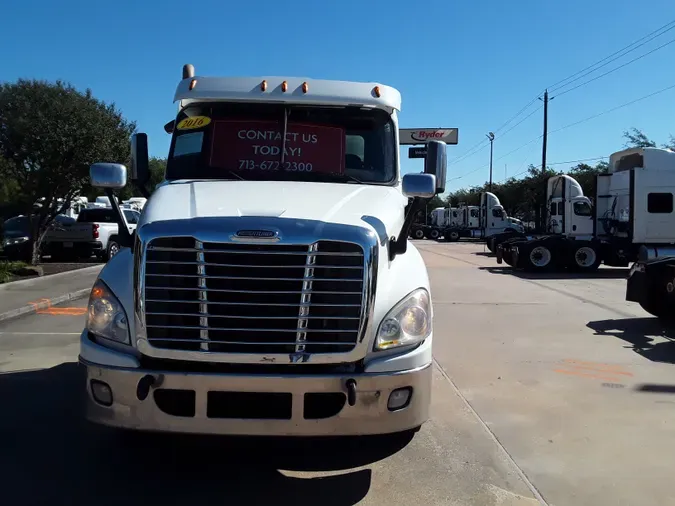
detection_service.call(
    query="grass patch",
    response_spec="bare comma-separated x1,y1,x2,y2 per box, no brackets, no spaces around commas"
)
0,261,27,284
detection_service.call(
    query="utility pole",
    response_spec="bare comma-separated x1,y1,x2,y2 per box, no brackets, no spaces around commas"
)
537,89,550,233
486,132,495,191
540,89,549,175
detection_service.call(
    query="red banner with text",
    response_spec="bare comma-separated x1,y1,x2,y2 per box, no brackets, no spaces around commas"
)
210,120,346,174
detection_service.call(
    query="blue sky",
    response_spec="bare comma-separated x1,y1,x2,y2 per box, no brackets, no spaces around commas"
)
2,0,674,192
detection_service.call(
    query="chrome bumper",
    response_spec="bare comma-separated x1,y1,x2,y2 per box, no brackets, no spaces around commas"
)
81,358,431,436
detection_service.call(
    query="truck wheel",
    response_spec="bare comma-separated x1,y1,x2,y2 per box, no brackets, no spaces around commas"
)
447,230,460,242
413,229,424,240
429,229,440,240
524,244,553,271
104,238,120,262
571,244,601,272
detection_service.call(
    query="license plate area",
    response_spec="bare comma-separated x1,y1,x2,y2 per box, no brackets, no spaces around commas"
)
63,242,74,248
207,391,292,419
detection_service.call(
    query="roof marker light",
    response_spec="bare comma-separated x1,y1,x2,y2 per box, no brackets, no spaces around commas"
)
261,80,268,91
373,86,381,98
189,79,198,91
281,81,288,92
302,81,309,93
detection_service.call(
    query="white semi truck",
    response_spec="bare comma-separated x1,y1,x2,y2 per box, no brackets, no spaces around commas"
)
441,192,524,242
497,147,675,273
79,65,449,438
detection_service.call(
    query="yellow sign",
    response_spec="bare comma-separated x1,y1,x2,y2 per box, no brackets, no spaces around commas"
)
176,116,211,130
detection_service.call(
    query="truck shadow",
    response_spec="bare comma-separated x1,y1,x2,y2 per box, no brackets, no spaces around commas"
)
0,363,413,506
587,318,675,365
479,266,629,280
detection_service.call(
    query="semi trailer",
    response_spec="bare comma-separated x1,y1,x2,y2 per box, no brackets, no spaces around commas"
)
79,64,452,438
497,147,675,273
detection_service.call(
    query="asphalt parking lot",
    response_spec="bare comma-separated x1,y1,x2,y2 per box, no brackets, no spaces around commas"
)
1,240,673,506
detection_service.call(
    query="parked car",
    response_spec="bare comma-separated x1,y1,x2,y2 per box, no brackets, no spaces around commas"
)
2,214,76,261
42,207,139,261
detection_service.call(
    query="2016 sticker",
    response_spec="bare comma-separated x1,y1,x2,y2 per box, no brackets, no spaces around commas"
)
176,116,211,130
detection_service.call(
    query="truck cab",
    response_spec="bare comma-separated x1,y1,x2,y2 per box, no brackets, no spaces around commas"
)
79,65,448,438
546,175,593,237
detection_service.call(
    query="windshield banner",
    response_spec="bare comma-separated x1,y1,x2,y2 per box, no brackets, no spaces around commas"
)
210,120,345,174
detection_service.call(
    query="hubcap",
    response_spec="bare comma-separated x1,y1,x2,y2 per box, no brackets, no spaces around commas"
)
110,243,119,257
529,246,551,267
575,246,596,267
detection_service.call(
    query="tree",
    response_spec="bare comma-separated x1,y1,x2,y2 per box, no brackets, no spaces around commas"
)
623,127,656,148
623,128,675,150
0,79,136,264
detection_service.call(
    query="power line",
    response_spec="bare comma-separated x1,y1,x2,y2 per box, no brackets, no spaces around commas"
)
548,156,607,165
492,95,542,135
480,81,675,170
448,138,489,166
548,19,675,92
551,82,675,134
447,105,543,183
497,104,542,139
553,37,675,98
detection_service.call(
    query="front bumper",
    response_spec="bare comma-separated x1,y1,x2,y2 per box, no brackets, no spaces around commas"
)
81,357,431,437
626,263,646,303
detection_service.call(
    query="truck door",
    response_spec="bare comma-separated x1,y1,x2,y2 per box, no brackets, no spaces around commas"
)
549,198,563,234
469,208,479,228
569,198,593,237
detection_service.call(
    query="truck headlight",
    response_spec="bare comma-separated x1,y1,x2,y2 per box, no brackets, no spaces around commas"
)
376,288,431,350
86,280,130,344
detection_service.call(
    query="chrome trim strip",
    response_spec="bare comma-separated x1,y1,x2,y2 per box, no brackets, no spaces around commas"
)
294,243,317,358
134,216,379,365
196,240,209,352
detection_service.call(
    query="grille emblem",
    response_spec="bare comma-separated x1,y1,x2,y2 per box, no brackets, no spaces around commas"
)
231,229,280,242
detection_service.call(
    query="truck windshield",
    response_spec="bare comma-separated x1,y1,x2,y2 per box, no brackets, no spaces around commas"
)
166,102,397,185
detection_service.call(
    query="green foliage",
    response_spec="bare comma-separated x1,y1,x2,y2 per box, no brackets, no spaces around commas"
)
0,79,135,263
0,261,27,284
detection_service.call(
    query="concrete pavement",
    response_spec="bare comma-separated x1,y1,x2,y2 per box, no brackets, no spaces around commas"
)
2,240,674,505
417,240,675,506
0,299,540,506
0,264,102,323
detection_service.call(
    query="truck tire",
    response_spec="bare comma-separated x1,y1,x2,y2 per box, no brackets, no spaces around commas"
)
429,228,440,240
446,229,460,242
523,243,553,271
104,237,121,262
412,228,424,240
570,243,601,272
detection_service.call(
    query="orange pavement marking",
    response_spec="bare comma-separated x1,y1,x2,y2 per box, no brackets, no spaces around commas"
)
27,297,86,316
554,359,633,382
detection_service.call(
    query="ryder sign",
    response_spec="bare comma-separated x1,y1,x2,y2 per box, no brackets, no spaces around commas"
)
399,128,458,146
210,120,346,174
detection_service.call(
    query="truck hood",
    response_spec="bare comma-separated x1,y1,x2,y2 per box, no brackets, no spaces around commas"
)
141,180,408,243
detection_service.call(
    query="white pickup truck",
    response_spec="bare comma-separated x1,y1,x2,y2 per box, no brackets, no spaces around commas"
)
43,206,139,261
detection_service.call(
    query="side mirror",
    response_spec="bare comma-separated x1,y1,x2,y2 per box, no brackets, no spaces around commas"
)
90,163,127,189
402,173,436,199
131,133,150,187
424,140,447,194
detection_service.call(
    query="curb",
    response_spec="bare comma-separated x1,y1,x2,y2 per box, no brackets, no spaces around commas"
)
0,264,103,289
0,288,92,324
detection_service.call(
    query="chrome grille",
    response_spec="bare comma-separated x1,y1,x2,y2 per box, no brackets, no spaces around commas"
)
143,237,365,354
